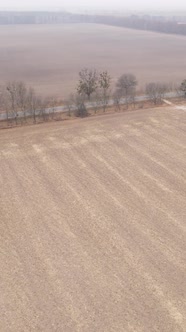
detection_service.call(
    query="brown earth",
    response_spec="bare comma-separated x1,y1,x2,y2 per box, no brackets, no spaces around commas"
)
0,107,186,332
0,23,186,97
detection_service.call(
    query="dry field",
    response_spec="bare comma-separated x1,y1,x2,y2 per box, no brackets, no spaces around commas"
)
0,107,186,332
0,23,186,97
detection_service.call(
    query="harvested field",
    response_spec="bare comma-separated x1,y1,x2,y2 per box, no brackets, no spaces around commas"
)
0,107,186,332
0,23,186,97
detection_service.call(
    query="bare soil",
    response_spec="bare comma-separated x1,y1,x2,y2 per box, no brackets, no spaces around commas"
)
0,23,186,97
0,107,186,332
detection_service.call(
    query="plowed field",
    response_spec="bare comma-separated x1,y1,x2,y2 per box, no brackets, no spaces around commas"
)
0,24,186,97
0,107,186,332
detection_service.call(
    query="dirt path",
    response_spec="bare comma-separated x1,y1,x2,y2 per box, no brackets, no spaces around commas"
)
163,99,186,111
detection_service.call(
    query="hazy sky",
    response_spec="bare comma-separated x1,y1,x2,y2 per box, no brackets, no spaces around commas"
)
0,0,186,10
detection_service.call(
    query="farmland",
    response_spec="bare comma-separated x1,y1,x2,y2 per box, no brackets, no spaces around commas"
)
0,23,186,97
0,107,186,331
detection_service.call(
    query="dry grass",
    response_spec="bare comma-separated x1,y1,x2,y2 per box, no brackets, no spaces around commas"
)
0,107,186,332
0,23,186,97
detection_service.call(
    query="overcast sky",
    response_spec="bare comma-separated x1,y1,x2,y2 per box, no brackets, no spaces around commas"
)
0,0,186,11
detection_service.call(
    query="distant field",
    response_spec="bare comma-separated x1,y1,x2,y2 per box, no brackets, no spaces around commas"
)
0,23,186,97
0,107,186,331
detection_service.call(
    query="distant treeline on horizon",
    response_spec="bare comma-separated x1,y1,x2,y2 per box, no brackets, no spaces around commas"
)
0,11,186,36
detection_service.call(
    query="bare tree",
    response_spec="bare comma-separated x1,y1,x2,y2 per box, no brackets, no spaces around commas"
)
38,97,49,122
16,81,29,123
6,81,19,125
0,85,10,124
99,71,111,112
116,73,138,109
113,89,122,111
64,94,75,117
73,93,88,118
146,82,168,105
3,81,49,125
180,79,186,97
27,87,40,124
174,83,184,98
90,91,103,114
6,81,31,125
47,96,57,119
77,68,98,100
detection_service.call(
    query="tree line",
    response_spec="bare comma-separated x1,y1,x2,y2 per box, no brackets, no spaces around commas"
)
0,81,58,125
0,11,83,25
93,15,186,36
65,69,185,118
1,11,186,37
0,71,185,126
